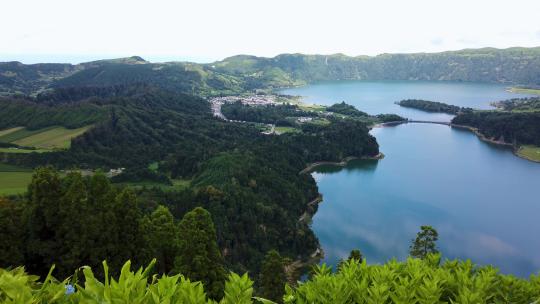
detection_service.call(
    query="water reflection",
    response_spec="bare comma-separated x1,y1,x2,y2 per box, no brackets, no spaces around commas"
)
311,123,540,277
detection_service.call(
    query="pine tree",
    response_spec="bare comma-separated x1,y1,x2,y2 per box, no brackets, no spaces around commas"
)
259,250,286,303
348,249,363,263
56,172,89,277
409,225,439,259
173,207,225,300
87,172,118,275
25,167,63,277
0,198,24,268
337,248,363,271
111,188,145,272
146,205,180,274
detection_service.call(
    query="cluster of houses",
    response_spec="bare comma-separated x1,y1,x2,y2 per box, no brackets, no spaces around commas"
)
209,95,278,120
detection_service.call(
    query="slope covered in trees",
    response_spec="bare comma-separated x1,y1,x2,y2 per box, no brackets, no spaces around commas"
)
0,85,379,276
212,47,540,88
452,111,540,146
491,96,540,112
397,99,472,114
2,47,540,97
221,102,315,125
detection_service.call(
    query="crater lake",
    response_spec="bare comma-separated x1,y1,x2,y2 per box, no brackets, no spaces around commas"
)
281,81,540,277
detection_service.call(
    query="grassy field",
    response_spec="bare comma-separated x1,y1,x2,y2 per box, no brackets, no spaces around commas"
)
120,179,191,192
509,87,540,95
0,127,24,137
0,147,51,154
275,126,301,134
0,125,91,150
13,126,90,149
0,127,56,143
0,164,33,196
516,145,540,162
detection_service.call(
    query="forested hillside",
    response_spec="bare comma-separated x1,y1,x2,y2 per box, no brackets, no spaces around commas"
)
0,84,379,276
452,111,540,146
212,47,540,87
2,47,540,96
397,99,472,114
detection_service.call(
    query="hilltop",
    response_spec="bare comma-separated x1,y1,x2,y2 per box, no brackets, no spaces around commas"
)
2,46,540,97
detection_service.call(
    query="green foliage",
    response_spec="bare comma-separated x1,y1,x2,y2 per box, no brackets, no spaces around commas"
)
259,250,286,303
397,99,471,115
1,86,378,277
213,47,540,86
144,206,180,274
326,102,368,117
0,259,267,304
221,101,314,126
452,111,540,146
285,256,540,303
173,207,226,300
4,47,540,98
0,97,106,130
375,114,407,123
0,168,152,279
1,257,540,303
491,97,540,112
410,226,439,259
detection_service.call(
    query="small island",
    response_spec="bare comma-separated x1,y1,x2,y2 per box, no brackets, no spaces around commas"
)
396,99,472,115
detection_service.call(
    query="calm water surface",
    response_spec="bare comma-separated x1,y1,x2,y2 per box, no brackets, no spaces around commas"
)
281,80,532,121
282,81,540,277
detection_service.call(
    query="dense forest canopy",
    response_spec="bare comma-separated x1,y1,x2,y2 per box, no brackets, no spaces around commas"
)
326,101,369,117
221,102,316,125
0,84,379,277
2,47,540,301
397,99,473,115
452,111,540,146
491,96,540,111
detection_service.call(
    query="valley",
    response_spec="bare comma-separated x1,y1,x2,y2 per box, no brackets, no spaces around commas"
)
0,47,540,302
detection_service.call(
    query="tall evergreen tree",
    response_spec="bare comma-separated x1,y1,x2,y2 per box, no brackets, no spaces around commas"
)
348,249,363,263
173,207,225,300
25,167,63,277
145,205,180,274
410,225,439,259
56,172,89,277
87,172,118,271
111,188,145,272
0,198,25,268
337,248,363,271
259,250,286,303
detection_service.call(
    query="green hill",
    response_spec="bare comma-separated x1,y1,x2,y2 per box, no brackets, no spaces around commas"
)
2,47,540,97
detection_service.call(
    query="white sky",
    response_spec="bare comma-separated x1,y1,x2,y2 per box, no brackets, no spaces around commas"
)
1,0,540,63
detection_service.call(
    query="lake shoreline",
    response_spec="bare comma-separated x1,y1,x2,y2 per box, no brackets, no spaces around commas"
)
376,120,540,164
299,153,385,175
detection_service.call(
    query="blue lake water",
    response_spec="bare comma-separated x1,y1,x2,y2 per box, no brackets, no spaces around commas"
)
281,81,540,277
281,80,532,121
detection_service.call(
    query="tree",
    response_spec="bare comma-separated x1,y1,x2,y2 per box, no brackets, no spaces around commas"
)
410,225,439,259
0,198,25,268
347,249,363,263
145,205,180,274
25,167,63,277
259,250,286,303
173,207,225,300
111,189,145,272
338,249,363,271
56,172,90,277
